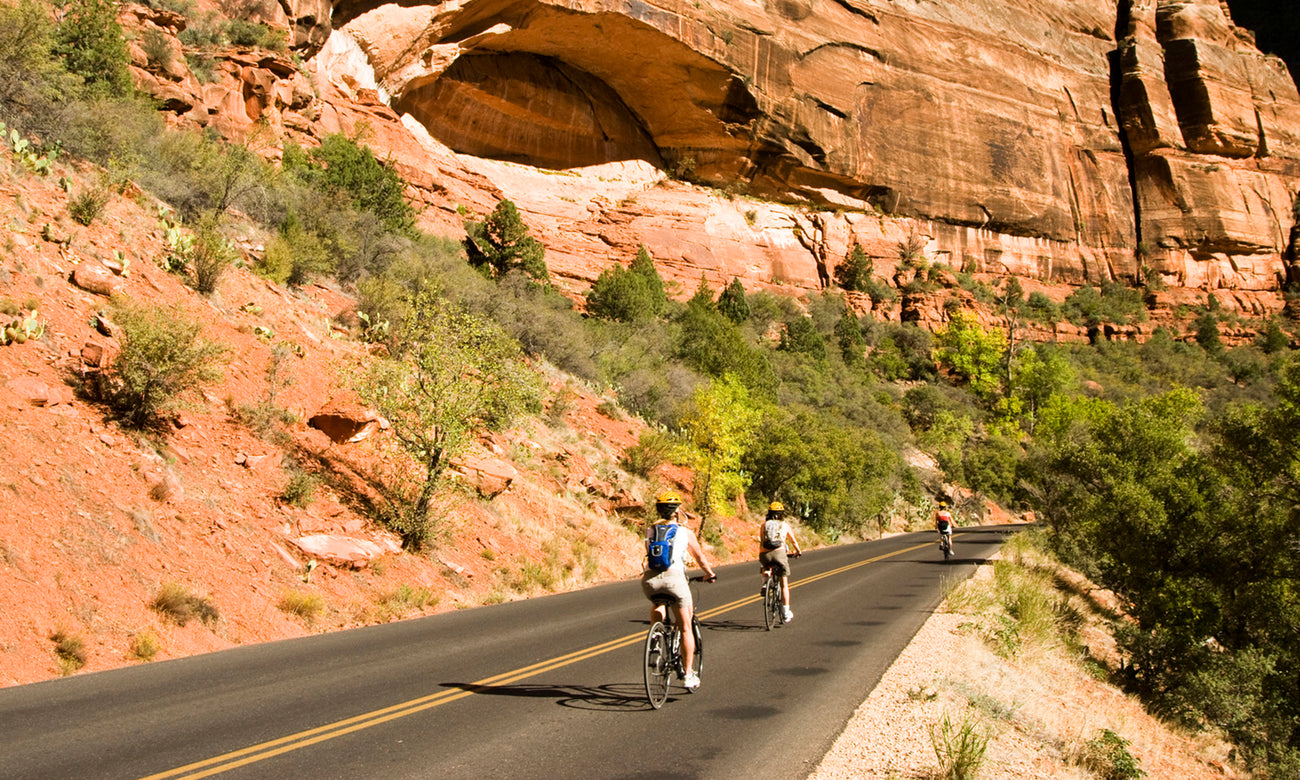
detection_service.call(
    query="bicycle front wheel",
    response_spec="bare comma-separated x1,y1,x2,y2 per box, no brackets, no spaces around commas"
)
687,616,703,691
763,580,778,630
643,621,672,709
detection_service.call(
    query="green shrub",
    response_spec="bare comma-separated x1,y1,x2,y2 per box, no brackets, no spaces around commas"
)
929,712,990,780
1255,319,1291,354
184,52,219,84
225,19,285,52
1078,729,1145,780
257,220,331,287
504,559,560,593
464,199,547,281
621,427,676,476
0,1,76,128
716,276,750,323
1062,282,1146,328
178,10,225,49
674,281,776,395
295,132,416,237
586,250,668,322
53,0,133,99
779,316,826,360
141,28,173,71
138,130,274,221
188,216,237,295
150,582,220,627
68,185,110,226
280,461,319,508
101,301,228,429
478,271,598,380
374,584,438,622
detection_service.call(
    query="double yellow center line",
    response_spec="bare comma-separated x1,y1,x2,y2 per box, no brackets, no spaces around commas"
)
143,540,932,779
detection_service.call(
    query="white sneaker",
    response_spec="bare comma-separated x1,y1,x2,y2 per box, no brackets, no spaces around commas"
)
683,671,701,690
783,607,794,623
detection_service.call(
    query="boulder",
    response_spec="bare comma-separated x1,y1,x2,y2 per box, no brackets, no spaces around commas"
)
449,454,518,499
307,402,388,444
71,264,124,297
7,377,74,407
290,533,398,568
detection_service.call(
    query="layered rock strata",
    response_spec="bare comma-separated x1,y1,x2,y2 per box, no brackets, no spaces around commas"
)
130,0,1300,322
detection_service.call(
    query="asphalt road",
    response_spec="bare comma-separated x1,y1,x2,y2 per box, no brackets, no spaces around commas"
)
0,525,1019,779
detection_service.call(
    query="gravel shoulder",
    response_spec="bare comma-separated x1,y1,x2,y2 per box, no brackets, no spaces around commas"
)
809,557,1241,780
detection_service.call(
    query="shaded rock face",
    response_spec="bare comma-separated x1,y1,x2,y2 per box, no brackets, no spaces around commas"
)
398,52,663,170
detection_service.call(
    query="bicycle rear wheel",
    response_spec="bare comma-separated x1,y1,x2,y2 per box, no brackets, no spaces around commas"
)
643,621,672,709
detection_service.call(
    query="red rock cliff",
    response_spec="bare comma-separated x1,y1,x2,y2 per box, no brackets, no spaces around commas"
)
143,0,1300,318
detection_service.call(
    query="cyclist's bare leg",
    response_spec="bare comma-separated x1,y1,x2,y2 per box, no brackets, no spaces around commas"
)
650,603,667,626
780,575,791,607
670,601,695,665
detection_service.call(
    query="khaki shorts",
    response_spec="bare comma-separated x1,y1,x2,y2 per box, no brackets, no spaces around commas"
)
642,567,692,608
759,547,790,577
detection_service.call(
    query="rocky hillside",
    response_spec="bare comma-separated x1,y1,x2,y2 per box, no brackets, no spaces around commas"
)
0,128,781,684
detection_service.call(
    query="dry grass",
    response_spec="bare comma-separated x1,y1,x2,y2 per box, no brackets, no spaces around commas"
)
150,582,220,627
277,590,326,624
127,631,160,662
50,629,88,675
373,584,438,622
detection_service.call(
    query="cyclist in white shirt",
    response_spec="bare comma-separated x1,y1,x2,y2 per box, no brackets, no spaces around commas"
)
758,501,802,623
641,491,716,690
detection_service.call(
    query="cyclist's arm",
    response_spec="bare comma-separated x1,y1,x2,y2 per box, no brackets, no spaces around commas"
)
785,526,802,556
684,528,717,580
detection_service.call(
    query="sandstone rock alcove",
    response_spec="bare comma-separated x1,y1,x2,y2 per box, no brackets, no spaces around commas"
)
397,52,663,170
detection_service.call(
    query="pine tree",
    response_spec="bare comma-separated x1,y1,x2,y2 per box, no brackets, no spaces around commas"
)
717,277,751,323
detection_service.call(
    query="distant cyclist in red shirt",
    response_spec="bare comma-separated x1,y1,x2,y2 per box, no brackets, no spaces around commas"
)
935,502,954,547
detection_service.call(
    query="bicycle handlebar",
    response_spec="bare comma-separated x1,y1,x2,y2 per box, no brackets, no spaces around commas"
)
688,574,717,583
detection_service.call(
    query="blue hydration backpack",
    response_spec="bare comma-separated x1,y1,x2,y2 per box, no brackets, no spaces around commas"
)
647,524,678,571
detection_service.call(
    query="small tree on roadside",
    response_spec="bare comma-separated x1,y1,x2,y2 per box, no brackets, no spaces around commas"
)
676,374,762,537
353,292,540,549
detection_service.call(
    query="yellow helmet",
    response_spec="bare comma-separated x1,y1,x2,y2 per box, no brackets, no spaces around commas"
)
655,490,681,519
768,500,785,513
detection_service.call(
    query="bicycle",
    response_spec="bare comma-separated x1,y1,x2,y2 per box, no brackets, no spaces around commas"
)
939,530,953,562
760,552,799,631
643,575,709,709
